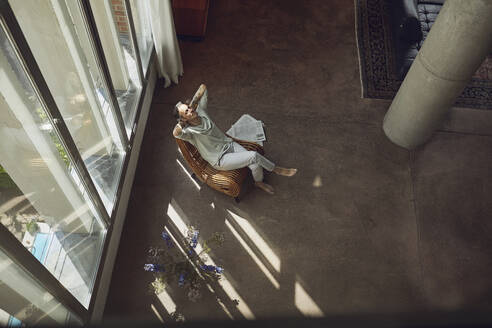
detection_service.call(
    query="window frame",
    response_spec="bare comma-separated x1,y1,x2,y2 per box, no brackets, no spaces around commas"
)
0,0,155,322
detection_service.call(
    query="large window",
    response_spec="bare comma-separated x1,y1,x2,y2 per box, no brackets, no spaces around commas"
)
0,21,106,308
129,0,153,74
0,0,154,324
89,0,143,137
9,0,127,214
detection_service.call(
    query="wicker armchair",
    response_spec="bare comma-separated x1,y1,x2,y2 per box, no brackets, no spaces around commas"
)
176,137,264,202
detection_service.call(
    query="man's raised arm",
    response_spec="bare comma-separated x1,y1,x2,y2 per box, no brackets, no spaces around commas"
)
190,84,207,110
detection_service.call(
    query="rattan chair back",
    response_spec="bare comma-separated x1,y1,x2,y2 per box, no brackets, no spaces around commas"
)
176,137,264,198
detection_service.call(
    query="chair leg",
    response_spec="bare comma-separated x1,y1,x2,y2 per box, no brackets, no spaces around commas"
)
234,197,240,203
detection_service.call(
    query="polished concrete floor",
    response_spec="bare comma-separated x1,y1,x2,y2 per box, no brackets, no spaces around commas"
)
103,0,492,323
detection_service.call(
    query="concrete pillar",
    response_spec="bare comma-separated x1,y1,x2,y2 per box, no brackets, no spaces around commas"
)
383,0,492,149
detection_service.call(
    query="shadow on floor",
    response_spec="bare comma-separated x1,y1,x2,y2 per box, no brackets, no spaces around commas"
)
103,0,492,323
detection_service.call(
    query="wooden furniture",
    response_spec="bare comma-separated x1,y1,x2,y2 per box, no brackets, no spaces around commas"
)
176,137,264,202
172,0,210,38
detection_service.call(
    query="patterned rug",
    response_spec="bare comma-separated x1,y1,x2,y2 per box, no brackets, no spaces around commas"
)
355,0,492,109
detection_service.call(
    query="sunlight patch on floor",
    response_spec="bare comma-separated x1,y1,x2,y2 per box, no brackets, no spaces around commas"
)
294,279,324,317
226,210,281,273
167,201,190,233
156,290,177,318
164,227,234,320
225,219,280,289
166,201,254,320
312,175,322,188
150,304,164,323
212,269,255,320
189,237,255,319
162,226,234,320
163,226,204,279
176,159,201,190
216,298,234,320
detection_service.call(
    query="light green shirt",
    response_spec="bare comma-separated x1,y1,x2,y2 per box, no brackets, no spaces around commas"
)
176,90,233,166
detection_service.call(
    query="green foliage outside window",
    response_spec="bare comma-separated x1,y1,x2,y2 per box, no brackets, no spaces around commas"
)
0,108,71,190
35,107,70,168
52,135,70,168
0,165,17,189
26,220,40,234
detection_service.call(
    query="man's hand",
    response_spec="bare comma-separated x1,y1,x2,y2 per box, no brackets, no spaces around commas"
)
173,122,183,137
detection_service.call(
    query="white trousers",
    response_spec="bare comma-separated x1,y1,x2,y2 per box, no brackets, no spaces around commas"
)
213,142,275,182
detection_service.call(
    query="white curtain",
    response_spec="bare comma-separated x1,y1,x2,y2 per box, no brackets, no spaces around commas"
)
148,0,183,87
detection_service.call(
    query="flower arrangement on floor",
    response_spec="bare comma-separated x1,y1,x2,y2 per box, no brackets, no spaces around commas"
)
144,226,226,304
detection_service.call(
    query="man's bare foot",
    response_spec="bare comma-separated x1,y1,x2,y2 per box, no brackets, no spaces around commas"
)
255,181,274,195
273,167,297,177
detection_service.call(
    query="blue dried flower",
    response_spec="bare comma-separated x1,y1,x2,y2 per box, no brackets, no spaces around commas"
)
191,231,199,248
200,265,224,274
178,273,186,287
144,264,165,272
161,231,170,240
161,231,174,248
200,264,215,272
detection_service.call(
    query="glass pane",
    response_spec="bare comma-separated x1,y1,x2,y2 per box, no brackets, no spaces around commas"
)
129,0,153,73
90,0,142,136
0,22,106,308
8,0,127,214
0,248,82,326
